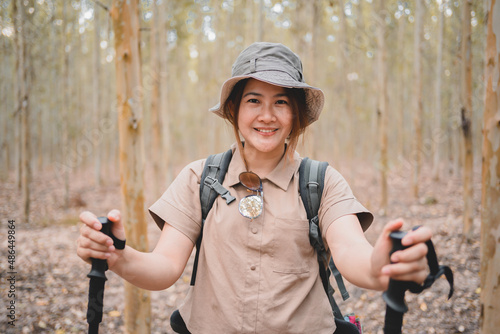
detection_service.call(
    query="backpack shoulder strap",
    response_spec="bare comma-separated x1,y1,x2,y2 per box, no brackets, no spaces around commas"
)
200,149,236,219
299,158,349,319
191,149,235,286
299,158,328,220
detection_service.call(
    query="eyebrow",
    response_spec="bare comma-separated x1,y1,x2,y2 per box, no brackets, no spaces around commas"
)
242,92,289,98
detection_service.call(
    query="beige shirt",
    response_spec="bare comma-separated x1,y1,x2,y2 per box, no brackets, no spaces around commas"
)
149,144,373,334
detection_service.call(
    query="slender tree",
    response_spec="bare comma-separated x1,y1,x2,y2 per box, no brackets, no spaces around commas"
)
110,0,151,332
337,0,353,172
155,0,172,184
93,1,103,186
412,0,424,198
150,0,165,198
1,6,12,180
480,0,500,331
61,0,71,209
396,7,408,159
14,0,31,223
376,0,389,214
461,0,474,240
432,2,445,181
257,0,264,41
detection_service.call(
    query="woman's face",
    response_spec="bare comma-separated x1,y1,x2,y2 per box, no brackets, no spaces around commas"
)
237,79,294,157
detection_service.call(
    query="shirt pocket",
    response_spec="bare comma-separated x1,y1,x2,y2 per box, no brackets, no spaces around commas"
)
271,218,315,274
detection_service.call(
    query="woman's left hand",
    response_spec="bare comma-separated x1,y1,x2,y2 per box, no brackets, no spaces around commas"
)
371,219,432,290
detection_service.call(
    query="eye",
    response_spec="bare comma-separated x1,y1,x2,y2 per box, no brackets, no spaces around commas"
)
247,98,259,104
276,99,289,105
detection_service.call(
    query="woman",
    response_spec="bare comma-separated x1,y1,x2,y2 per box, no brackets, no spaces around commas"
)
77,42,431,333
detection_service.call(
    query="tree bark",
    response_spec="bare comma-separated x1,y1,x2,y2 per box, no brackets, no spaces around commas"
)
1,6,11,180
257,0,264,41
110,1,151,332
62,0,70,210
158,0,172,185
306,0,320,157
15,0,31,223
412,0,423,198
432,4,444,181
480,0,500,331
376,0,389,215
461,0,474,240
396,11,407,159
337,0,353,175
93,2,102,186
150,0,165,198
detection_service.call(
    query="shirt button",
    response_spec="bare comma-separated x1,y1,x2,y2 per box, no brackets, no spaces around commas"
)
251,227,258,234
250,265,256,271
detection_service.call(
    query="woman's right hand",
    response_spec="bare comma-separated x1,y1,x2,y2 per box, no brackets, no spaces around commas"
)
76,209,126,268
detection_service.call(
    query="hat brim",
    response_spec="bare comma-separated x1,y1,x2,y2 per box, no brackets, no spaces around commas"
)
210,70,324,125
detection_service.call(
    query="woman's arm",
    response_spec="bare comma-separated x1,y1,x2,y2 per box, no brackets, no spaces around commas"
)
77,210,194,291
325,214,431,291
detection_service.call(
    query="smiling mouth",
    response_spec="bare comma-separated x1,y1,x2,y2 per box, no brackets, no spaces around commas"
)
255,128,277,133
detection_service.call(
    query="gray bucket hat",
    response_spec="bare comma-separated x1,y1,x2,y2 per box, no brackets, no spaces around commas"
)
210,42,325,124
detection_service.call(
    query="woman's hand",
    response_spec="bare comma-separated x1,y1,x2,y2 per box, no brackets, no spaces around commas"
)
371,219,432,290
76,209,126,269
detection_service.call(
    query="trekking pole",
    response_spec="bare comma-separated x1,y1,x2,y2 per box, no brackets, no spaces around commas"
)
382,229,454,334
86,217,111,334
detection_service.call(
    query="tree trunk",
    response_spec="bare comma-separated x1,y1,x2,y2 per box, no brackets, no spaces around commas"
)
396,11,407,159
480,0,500,331
306,0,320,157
1,8,10,180
110,1,151,332
62,0,70,210
158,0,172,185
461,0,474,240
93,2,102,186
12,0,21,190
257,0,264,41
150,0,165,198
337,0,353,177
376,0,389,215
432,4,444,181
412,0,423,198
15,0,31,223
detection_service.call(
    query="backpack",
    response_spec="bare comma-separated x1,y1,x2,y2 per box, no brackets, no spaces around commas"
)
171,149,361,334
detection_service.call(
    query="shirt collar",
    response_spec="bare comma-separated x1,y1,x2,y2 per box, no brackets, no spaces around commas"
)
226,142,300,191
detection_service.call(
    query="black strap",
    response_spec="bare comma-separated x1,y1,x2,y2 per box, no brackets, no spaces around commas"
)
170,310,191,334
110,232,126,250
200,149,235,219
191,149,234,286
383,238,454,333
299,158,349,319
408,240,454,297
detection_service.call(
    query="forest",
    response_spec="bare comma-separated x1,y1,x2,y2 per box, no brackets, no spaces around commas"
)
0,0,499,333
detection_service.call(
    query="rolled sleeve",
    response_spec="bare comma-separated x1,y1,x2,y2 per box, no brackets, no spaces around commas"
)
148,159,204,244
319,166,373,240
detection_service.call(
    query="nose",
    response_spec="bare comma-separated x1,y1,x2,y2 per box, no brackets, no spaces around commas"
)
258,104,276,122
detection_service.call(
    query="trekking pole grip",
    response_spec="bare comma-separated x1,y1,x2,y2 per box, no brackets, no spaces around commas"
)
87,217,112,280
382,230,411,313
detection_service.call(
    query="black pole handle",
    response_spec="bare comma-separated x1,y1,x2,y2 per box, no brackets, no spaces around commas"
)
87,217,113,334
87,217,112,280
382,230,410,313
382,228,454,334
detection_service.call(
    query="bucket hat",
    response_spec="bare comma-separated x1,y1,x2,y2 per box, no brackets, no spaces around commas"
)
210,42,324,124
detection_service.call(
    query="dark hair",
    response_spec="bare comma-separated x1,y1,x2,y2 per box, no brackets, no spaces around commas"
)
222,78,309,166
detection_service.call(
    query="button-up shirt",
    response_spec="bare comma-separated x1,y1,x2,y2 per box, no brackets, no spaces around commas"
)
149,144,373,334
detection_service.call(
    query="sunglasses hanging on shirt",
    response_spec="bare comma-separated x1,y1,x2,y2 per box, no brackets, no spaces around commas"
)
238,172,263,219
